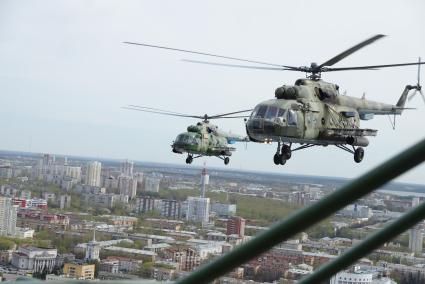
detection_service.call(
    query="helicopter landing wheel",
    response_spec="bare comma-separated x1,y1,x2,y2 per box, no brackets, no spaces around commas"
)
354,147,364,163
282,145,292,159
185,155,193,164
224,157,230,165
273,153,281,165
279,154,287,165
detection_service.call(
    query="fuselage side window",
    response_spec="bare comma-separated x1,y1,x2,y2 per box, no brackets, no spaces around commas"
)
287,110,298,126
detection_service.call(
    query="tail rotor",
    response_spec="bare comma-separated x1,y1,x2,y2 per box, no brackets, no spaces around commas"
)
408,57,424,104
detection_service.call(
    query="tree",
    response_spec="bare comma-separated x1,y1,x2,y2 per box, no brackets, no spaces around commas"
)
0,238,15,250
137,262,154,279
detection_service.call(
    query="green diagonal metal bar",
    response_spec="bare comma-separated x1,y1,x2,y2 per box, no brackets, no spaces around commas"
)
299,200,425,284
176,138,425,284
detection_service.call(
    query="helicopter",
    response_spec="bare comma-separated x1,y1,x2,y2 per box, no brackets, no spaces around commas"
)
123,105,251,165
124,34,424,165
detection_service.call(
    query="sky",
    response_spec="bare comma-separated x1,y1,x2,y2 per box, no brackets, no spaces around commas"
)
0,0,424,184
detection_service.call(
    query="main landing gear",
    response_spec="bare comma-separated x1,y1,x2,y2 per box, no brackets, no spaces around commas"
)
354,147,364,163
274,141,292,166
185,154,230,165
224,157,230,165
335,145,365,163
217,156,230,165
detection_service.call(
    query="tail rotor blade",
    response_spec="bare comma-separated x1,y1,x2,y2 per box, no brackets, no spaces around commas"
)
420,90,425,105
418,57,422,85
408,90,418,101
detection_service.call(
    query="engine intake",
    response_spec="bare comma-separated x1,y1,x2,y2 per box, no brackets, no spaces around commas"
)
275,86,298,100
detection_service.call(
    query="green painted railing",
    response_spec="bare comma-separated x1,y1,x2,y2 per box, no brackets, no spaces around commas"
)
299,200,425,283
176,138,425,284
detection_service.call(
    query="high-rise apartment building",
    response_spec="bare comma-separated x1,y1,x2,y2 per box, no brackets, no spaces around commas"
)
86,161,101,187
409,224,423,254
60,195,72,209
0,196,18,237
161,200,182,219
121,160,134,177
144,175,161,193
186,197,210,224
65,166,82,182
412,197,420,208
135,196,160,213
118,175,137,199
227,216,246,237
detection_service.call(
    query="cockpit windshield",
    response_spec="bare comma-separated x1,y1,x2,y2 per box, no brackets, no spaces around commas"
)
265,106,278,120
251,105,268,119
175,134,198,145
251,105,287,121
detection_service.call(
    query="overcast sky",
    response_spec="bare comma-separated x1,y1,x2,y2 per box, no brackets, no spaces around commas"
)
0,0,424,184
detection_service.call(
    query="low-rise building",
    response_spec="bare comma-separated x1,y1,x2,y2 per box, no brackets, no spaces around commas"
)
83,193,119,208
211,202,236,217
63,262,96,280
100,259,119,274
11,246,57,273
103,246,156,262
14,227,34,239
145,218,184,231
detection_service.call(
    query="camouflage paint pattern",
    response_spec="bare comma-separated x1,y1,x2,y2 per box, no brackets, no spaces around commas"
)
246,78,411,147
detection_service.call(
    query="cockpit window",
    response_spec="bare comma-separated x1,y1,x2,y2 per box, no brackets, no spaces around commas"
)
256,106,267,118
176,134,197,145
278,108,286,118
287,110,298,126
265,106,278,120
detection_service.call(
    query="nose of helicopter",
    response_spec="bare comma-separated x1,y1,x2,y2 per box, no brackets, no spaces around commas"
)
172,133,198,150
246,104,302,140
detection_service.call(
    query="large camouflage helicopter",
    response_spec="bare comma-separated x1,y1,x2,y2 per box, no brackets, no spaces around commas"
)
124,105,250,165
124,34,424,165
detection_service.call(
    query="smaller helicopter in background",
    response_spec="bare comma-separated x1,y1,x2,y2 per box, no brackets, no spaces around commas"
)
123,105,251,165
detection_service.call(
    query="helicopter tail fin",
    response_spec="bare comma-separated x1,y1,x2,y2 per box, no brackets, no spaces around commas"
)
395,85,411,109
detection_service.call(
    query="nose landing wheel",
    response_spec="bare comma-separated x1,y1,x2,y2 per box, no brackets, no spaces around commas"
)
282,144,292,159
185,155,193,164
274,141,291,166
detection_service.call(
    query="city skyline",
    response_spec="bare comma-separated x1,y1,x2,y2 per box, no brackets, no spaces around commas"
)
0,146,422,282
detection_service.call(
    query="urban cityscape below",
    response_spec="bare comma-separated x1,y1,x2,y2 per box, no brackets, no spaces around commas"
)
0,150,423,283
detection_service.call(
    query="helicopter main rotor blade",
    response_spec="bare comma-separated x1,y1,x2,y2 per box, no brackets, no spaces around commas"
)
326,61,425,72
124,41,288,68
211,115,251,118
209,109,253,119
123,106,202,119
127,105,188,116
317,34,386,69
182,59,298,71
